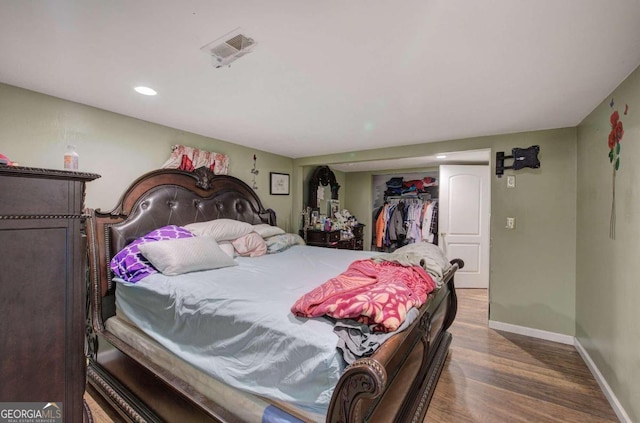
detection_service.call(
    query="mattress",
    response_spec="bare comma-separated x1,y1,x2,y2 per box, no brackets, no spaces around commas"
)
106,314,322,422
114,245,380,415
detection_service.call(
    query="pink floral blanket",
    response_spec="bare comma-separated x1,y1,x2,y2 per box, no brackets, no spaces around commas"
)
291,259,436,332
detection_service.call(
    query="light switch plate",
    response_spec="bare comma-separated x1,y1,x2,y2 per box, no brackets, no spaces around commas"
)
506,217,515,229
507,175,516,188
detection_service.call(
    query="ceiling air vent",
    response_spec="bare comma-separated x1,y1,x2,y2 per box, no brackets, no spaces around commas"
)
201,28,257,68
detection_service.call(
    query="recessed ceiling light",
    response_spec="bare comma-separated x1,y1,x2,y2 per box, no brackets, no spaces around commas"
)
134,86,157,96
436,155,447,159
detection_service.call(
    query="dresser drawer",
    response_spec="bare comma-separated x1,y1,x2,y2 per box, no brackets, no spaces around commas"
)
0,167,96,216
305,230,325,245
327,230,340,243
301,229,340,246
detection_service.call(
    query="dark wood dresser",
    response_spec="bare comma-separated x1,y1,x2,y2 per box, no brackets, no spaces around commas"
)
0,166,99,422
301,224,365,250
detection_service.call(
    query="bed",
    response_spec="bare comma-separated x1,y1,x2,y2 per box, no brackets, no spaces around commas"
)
85,167,463,423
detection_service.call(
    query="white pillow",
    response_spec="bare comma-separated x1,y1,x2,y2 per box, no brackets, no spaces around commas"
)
252,223,286,239
138,236,236,275
218,241,236,258
266,233,306,253
184,219,253,241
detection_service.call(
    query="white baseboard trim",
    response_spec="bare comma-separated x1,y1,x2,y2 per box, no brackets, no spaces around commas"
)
574,339,631,423
488,320,574,345
487,320,630,421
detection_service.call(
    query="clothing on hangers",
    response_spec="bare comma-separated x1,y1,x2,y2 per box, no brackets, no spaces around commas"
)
373,196,439,252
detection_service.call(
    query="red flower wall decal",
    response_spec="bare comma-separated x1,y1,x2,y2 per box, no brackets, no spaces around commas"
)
607,103,627,240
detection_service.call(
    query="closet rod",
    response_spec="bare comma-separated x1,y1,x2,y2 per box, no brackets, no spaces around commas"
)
385,193,432,201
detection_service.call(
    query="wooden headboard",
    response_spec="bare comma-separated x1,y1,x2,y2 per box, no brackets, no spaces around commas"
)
87,167,276,329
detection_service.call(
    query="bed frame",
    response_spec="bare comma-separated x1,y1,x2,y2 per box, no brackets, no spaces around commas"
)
85,167,462,423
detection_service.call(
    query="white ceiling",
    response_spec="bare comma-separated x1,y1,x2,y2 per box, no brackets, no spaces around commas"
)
1,1,639,159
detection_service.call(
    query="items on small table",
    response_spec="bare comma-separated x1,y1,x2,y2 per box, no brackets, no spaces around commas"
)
301,221,365,250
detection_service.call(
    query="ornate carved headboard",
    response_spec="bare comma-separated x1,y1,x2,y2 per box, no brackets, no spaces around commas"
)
87,167,276,329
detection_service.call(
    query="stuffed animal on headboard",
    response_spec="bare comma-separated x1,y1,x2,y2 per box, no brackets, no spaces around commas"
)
162,145,229,175
0,153,16,166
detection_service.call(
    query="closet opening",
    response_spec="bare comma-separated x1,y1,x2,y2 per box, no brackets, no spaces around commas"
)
372,171,439,252
327,148,491,292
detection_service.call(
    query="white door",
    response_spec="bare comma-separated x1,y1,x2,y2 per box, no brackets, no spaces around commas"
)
439,165,490,288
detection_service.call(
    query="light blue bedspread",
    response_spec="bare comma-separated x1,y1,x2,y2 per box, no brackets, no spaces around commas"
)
115,245,378,415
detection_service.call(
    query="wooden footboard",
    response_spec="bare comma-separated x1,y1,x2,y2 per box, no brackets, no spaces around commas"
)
328,260,460,422
85,168,462,423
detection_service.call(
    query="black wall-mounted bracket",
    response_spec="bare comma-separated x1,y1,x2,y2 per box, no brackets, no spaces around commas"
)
496,145,540,177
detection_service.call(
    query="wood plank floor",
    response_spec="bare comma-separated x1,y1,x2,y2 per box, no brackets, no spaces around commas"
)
86,289,618,422
424,289,617,423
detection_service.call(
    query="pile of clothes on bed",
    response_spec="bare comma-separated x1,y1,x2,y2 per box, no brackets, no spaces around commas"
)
292,242,451,363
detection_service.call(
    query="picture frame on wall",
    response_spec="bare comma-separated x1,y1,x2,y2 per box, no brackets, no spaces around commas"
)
270,172,290,195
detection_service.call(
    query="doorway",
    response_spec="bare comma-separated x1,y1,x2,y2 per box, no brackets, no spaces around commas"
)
439,165,491,288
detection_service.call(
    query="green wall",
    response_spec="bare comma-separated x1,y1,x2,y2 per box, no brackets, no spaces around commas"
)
0,83,295,231
576,66,640,422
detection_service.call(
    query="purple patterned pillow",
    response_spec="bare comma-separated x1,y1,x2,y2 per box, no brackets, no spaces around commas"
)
110,225,194,282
